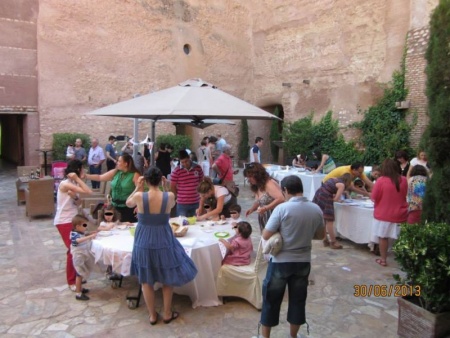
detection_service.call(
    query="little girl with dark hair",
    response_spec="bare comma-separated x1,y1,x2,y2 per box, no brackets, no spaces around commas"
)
98,204,122,231
219,221,253,266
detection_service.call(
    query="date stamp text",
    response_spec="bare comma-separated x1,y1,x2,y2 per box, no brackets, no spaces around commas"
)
353,284,421,297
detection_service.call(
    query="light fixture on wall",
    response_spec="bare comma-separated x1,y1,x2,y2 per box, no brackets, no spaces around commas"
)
282,83,292,88
303,79,310,85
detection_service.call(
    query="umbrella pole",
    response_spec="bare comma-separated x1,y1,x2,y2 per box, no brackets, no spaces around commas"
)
151,121,156,166
133,118,139,164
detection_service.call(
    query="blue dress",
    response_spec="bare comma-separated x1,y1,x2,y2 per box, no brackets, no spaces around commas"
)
130,192,197,286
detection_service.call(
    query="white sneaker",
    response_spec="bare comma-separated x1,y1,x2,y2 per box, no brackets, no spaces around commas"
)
69,285,77,292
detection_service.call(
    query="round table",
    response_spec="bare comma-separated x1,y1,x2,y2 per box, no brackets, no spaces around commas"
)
91,219,234,308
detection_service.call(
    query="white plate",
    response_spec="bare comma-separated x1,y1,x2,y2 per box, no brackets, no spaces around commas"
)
217,220,227,225
201,229,214,233
116,225,128,230
363,204,374,208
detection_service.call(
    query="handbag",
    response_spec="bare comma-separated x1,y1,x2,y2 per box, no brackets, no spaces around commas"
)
213,165,230,186
212,177,223,185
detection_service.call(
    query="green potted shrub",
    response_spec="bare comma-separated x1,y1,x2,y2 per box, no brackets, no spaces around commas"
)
393,222,450,338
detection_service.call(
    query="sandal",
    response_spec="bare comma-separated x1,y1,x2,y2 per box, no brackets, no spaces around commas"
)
163,311,179,324
323,238,330,247
375,258,387,266
149,313,159,325
329,241,343,249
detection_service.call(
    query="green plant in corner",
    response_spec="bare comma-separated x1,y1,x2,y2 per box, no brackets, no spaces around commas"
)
393,222,450,314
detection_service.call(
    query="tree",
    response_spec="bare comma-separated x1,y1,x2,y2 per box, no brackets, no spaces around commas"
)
238,119,249,162
421,0,450,223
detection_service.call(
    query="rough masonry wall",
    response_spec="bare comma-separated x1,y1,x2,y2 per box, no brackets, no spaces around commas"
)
36,0,438,160
405,27,430,149
0,0,39,164
37,0,254,152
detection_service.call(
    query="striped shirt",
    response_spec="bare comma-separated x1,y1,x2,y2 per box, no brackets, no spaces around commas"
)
170,162,204,204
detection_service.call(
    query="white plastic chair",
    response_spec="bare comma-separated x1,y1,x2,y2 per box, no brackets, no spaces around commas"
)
216,240,268,310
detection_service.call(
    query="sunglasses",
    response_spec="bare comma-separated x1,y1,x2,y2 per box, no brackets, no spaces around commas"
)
232,226,238,229
104,212,114,216
82,223,88,228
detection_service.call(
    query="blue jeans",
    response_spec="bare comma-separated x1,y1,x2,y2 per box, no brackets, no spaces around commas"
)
89,165,101,189
260,261,311,327
176,203,199,217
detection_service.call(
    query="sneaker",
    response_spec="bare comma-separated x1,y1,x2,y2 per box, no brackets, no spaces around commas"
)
76,293,90,301
81,288,89,294
69,285,77,292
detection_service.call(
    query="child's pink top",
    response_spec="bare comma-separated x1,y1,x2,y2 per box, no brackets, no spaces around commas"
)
222,235,253,266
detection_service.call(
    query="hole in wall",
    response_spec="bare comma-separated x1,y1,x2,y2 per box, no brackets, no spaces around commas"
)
183,44,191,55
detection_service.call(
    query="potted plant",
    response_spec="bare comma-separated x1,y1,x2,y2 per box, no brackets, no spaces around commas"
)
393,222,450,338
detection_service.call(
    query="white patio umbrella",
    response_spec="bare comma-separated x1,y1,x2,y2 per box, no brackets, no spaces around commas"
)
86,78,280,163
86,78,279,122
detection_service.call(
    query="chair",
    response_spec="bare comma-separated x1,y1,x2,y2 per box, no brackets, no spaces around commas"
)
25,177,55,220
16,166,37,205
216,240,268,310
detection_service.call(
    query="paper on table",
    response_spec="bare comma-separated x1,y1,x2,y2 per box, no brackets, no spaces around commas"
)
177,236,197,248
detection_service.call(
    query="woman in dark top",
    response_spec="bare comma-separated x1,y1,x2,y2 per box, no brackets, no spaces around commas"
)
395,150,410,177
155,143,172,178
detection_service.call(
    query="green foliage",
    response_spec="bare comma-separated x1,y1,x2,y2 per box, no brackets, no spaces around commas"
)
283,111,362,164
282,114,314,158
269,106,281,162
393,222,450,313
156,134,191,156
356,56,414,164
238,119,249,161
421,0,450,223
52,133,91,161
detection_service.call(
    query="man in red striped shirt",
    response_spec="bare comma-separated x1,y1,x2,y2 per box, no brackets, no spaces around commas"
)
170,150,204,217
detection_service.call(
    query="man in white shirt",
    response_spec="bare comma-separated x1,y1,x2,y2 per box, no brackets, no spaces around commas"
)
87,138,105,189
215,133,227,156
250,137,263,163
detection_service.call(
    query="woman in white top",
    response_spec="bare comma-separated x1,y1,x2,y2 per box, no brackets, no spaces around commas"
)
407,150,429,179
196,177,237,220
196,138,212,177
54,160,92,291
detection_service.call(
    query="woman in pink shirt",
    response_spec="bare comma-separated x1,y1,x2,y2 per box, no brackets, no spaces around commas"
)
370,159,408,266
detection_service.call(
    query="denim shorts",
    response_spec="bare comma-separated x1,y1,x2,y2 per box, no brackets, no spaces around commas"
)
176,203,199,217
260,261,311,327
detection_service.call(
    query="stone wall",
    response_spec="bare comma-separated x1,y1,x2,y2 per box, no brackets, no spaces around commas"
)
21,0,438,163
405,27,430,149
0,0,39,165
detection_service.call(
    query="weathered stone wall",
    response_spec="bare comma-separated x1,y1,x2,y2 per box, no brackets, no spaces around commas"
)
0,0,39,165
405,27,430,149
33,0,438,163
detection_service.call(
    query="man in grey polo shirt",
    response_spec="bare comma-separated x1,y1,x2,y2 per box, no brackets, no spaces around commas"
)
256,175,324,338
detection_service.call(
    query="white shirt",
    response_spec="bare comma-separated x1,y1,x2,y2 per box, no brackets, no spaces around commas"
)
88,146,105,165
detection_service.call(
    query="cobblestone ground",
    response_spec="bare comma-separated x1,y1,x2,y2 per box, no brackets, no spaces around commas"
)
0,160,401,338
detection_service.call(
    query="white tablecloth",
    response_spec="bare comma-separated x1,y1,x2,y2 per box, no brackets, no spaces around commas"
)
91,220,234,308
267,168,325,200
334,200,374,244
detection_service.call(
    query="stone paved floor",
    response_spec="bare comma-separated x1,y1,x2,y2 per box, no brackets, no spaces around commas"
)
0,160,402,337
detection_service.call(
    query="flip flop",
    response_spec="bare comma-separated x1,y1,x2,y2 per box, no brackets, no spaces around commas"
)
163,311,179,324
149,313,159,325
375,258,387,267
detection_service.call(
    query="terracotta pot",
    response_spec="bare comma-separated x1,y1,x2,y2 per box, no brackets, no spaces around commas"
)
398,297,450,338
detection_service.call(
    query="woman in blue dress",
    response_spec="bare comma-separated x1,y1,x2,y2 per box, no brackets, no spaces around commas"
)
126,166,197,325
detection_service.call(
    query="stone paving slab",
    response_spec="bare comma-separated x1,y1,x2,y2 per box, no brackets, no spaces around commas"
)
0,161,402,337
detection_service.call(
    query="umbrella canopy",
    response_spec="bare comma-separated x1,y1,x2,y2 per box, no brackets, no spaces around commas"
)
86,78,280,122
159,118,236,129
